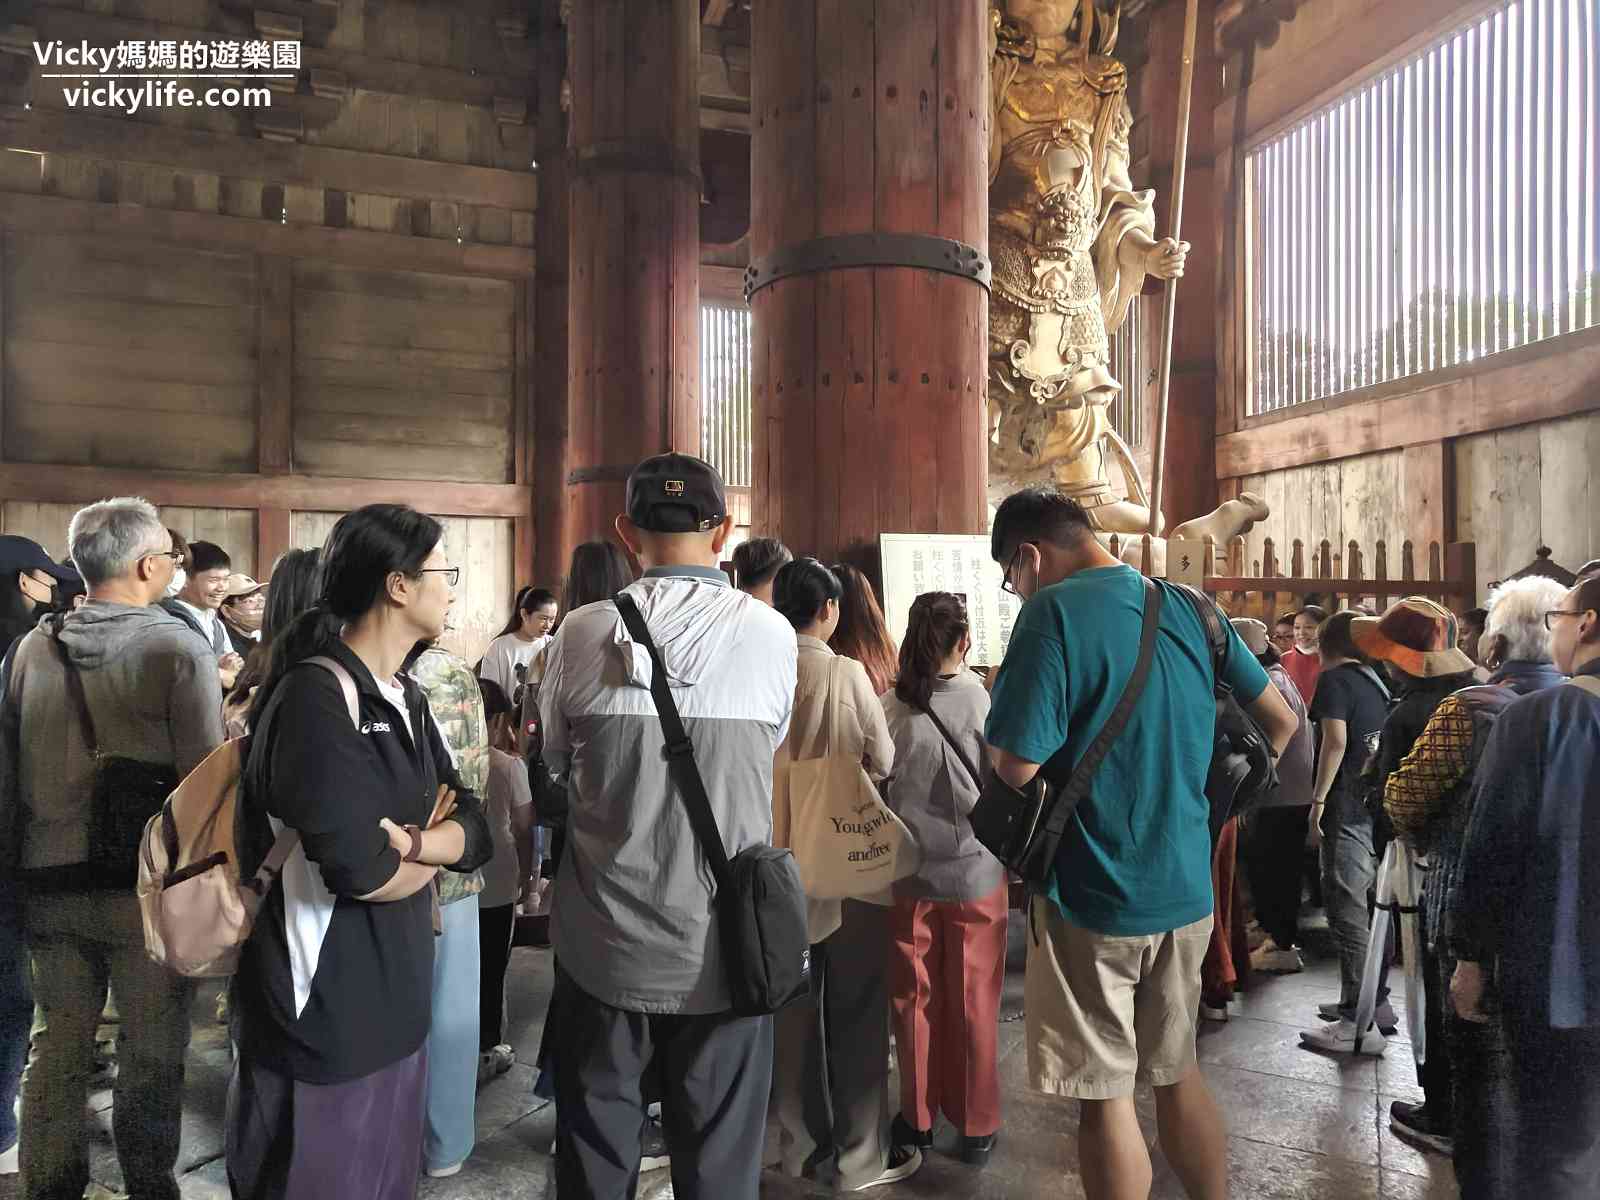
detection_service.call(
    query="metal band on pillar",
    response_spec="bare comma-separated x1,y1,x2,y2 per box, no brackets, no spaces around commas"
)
743,233,992,301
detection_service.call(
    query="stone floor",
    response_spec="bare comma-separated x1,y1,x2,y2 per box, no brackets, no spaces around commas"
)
4,914,1460,1200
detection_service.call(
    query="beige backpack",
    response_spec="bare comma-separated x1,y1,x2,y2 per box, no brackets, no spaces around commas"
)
136,657,358,977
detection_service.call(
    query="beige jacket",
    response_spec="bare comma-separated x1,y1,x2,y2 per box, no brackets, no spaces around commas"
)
773,635,896,942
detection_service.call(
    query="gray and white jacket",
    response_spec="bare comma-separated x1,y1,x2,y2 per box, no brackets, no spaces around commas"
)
538,566,797,1014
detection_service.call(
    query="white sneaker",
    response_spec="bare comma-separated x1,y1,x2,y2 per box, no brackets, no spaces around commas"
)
425,1160,463,1178
476,1043,515,1085
848,1146,923,1191
1300,1019,1388,1056
1251,939,1305,974
0,1139,17,1175
1199,1001,1229,1022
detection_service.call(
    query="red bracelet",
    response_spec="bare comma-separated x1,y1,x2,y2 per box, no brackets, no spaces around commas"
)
404,824,423,863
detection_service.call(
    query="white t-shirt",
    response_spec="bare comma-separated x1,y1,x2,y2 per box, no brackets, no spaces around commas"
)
480,747,533,907
373,677,415,742
480,633,550,697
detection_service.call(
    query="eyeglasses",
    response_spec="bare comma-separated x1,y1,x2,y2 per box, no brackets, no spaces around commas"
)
1544,608,1589,630
1001,542,1037,599
145,549,186,564
418,567,461,588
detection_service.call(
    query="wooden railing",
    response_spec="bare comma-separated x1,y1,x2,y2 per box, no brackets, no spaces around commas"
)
1108,534,1478,620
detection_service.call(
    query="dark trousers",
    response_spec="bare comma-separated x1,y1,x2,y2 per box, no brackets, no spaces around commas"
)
1450,1012,1512,1200
1505,1018,1600,1199
225,1043,427,1200
1244,805,1310,949
478,903,516,1051
1418,931,1452,1121
550,966,773,1200
0,888,30,1153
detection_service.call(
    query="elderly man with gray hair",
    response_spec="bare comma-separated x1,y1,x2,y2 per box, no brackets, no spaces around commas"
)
0,496,223,1200
1380,576,1567,1194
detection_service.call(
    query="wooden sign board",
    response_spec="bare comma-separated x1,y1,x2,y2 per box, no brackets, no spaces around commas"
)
1165,538,1208,587
879,534,1023,668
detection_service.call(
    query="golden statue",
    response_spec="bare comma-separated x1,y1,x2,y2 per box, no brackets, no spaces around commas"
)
987,0,1267,559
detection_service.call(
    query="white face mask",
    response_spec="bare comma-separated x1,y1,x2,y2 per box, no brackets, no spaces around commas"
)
164,568,187,600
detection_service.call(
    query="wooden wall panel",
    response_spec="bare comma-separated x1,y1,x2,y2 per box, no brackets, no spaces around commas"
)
3,231,258,472
291,262,516,483
1237,448,1408,582
289,510,513,664
1455,411,1600,597
0,502,255,577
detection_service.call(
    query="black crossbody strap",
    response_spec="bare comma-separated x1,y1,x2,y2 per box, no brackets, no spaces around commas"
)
1175,583,1229,691
49,617,99,755
919,701,984,793
614,593,732,890
1039,577,1163,841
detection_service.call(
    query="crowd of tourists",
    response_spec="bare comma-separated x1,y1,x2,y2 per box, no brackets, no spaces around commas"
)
0,455,1594,1200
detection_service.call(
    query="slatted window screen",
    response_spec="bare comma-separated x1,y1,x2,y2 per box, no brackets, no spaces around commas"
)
700,300,752,488
1247,0,1598,415
1109,293,1148,447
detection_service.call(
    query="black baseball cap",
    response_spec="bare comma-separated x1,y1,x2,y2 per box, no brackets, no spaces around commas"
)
0,535,79,583
625,453,728,533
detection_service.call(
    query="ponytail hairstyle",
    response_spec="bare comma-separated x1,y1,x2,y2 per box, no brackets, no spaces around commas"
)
828,562,899,695
494,585,558,638
894,592,969,710
772,557,842,632
247,504,444,729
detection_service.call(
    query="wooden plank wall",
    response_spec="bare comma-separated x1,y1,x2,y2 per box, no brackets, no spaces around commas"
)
1236,449,1407,583
1454,410,1600,598
2,501,258,577
0,0,539,629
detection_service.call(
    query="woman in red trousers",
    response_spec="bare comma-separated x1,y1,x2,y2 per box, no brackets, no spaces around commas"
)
879,592,1008,1165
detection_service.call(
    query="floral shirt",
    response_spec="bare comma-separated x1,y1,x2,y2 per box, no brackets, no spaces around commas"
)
411,647,488,903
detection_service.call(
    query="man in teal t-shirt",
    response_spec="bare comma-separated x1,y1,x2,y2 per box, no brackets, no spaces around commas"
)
983,488,1295,1200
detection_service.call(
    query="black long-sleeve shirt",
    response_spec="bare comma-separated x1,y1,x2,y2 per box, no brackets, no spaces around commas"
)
234,640,492,1083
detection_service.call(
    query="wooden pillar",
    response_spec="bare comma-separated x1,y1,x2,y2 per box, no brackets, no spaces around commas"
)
533,0,571,586
256,254,293,575
565,0,701,549
1139,0,1222,529
749,0,989,569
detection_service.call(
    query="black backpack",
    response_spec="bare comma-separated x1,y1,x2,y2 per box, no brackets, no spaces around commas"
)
1174,586,1280,842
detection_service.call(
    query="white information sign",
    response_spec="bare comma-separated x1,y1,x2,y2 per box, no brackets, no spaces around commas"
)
1165,538,1208,587
879,534,1023,667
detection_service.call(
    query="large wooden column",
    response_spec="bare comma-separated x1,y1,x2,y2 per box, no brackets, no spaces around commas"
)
533,0,571,585
750,0,990,568
565,0,702,548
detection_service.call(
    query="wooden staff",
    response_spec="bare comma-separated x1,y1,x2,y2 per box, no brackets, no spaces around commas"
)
1146,0,1201,541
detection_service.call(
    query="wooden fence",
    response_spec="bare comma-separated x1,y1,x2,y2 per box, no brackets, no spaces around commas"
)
1107,534,1478,621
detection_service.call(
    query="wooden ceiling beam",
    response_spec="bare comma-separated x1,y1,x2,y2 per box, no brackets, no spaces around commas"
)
0,107,536,210
0,190,536,280
0,462,531,518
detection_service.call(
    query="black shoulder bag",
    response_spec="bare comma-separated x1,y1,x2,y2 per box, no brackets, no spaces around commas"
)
50,618,178,890
918,702,986,792
1173,585,1281,841
969,577,1162,891
614,593,810,1017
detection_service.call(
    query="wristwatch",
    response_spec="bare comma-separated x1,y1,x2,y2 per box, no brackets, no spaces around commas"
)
403,824,423,862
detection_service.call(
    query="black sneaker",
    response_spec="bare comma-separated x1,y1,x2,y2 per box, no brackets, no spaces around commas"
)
960,1131,999,1165
1389,1101,1453,1155
847,1145,923,1191
639,1115,670,1172
891,1113,932,1150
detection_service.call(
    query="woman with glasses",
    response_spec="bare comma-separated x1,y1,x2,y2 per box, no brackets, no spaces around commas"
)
226,505,491,1200
879,592,1006,1166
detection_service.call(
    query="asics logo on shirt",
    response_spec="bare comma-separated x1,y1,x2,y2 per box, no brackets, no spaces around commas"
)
360,721,393,735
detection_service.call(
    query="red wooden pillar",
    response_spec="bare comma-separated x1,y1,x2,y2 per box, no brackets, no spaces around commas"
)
533,0,571,585
749,0,990,568
565,0,702,550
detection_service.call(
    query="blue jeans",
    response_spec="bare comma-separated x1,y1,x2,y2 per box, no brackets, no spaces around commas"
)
0,887,30,1151
424,893,480,1172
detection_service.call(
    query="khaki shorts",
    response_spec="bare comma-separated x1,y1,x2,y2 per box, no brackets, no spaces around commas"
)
1025,900,1213,1099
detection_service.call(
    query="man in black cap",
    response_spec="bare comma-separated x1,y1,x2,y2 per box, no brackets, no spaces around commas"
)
537,453,797,1200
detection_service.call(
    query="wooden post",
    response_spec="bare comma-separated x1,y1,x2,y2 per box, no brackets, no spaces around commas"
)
257,255,293,475
1446,542,1477,610
1291,538,1305,579
1347,539,1363,612
256,508,290,578
749,0,989,566
533,0,570,585
566,0,702,549
1374,539,1389,611
1401,540,1417,583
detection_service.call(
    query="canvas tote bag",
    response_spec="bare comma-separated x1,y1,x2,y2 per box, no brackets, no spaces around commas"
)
786,655,917,899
